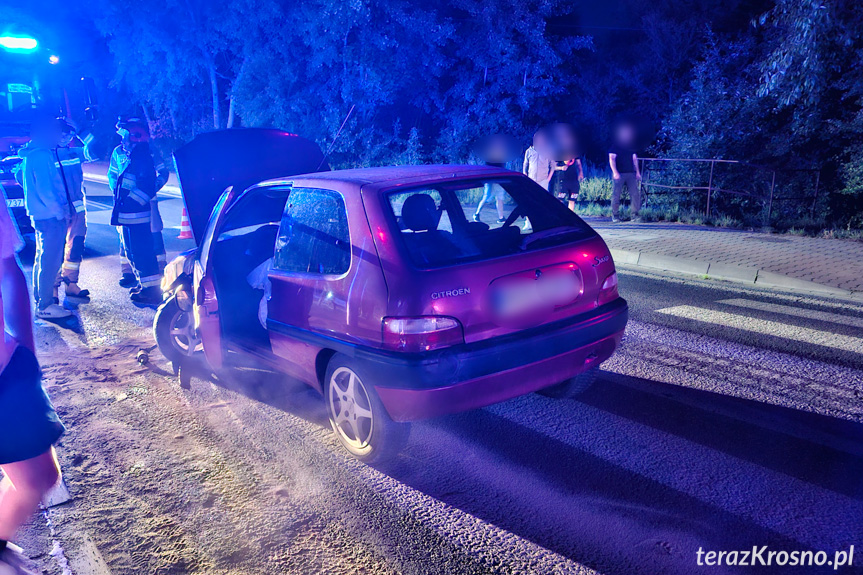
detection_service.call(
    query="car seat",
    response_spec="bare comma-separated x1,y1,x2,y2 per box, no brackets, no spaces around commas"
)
400,194,459,266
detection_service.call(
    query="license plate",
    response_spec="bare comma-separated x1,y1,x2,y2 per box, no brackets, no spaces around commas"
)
491,266,583,320
5,198,24,208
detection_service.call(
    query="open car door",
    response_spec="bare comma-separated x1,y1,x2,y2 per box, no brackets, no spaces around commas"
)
192,187,238,370
175,128,329,369
173,128,329,244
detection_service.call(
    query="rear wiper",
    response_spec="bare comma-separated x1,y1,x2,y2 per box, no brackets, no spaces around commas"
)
520,226,582,250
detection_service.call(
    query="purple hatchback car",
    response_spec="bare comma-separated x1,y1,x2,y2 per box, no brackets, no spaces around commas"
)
158,129,628,462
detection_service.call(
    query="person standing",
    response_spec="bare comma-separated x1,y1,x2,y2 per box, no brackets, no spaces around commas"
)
18,118,72,319
558,156,584,212
522,131,554,191
473,161,507,224
608,122,642,222
108,119,169,288
54,120,91,305
110,118,162,306
0,195,64,575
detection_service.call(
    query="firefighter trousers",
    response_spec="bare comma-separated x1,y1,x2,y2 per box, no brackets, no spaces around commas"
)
59,210,87,285
121,223,161,289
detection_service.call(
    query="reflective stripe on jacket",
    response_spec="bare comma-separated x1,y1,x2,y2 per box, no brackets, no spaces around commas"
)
111,143,157,227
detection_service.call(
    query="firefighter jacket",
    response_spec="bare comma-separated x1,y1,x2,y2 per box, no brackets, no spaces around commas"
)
110,143,157,226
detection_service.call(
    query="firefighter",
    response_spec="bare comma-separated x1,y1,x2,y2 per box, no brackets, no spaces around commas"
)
109,118,162,306
108,118,169,289
54,119,91,305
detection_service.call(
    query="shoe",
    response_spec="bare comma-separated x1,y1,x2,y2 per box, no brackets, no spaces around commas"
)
497,218,506,224
611,217,621,223
35,303,73,319
130,286,162,306
65,287,91,304
472,213,480,222
0,543,39,575
119,273,138,288
631,216,643,223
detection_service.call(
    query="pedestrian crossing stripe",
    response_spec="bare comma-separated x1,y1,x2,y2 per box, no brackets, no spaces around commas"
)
718,298,863,330
655,305,863,354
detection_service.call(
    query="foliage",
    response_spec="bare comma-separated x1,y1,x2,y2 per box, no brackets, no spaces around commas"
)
54,0,863,230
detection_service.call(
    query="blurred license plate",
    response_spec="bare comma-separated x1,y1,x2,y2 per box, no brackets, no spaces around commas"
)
492,268,582,319
6,198,24,208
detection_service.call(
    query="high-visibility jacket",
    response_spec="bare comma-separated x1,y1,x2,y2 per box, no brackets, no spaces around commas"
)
109,145,169,231
110,143,157,226
17,143,70,221
55,145,89,215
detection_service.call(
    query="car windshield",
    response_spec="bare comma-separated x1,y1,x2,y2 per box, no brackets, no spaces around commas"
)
384,177,594,268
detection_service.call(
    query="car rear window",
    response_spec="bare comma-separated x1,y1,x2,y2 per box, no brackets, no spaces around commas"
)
385,177,595,268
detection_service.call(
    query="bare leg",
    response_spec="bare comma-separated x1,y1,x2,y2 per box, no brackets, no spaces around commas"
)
0,449,60,540
495,198,504,220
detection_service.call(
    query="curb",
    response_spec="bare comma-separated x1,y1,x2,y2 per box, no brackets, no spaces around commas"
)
609,248,862,301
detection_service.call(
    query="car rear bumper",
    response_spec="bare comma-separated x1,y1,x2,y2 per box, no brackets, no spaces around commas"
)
372,298,628,421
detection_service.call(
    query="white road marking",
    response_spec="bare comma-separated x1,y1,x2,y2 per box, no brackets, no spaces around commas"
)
656,305,863,354
719,298,863,329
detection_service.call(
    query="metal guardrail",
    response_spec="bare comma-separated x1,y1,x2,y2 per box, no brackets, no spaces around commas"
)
637,158,821,220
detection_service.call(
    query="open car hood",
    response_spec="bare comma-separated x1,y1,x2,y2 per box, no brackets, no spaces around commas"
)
173,128,329,243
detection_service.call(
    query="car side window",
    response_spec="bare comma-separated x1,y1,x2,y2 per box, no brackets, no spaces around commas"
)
274,188,350,275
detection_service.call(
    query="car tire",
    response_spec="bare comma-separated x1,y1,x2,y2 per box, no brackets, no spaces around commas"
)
537,367,598,399
324,354,410,464
153,295,201,365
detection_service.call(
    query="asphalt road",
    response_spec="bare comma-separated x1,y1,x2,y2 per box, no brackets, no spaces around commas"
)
14,198,863,575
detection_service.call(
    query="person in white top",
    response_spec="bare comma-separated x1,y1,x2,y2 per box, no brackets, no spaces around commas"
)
0,200,64,575
522,130,554,191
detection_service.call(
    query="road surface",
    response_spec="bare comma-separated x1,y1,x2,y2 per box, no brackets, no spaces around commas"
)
14,186,863,575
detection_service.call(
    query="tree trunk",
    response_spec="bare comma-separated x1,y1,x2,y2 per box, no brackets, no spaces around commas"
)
208,60,221,130
227,95,235,129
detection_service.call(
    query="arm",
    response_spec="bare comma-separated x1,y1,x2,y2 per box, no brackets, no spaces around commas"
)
522,152,530,175
609,153,620,179
575,158,584,182
107,149,120,192
1,255,34,352
633,153,641,180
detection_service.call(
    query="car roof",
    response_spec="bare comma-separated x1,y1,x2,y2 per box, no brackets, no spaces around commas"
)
256,164,516,191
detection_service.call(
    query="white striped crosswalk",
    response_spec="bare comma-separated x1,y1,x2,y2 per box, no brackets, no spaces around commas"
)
655,303,863,354
718,298,863,329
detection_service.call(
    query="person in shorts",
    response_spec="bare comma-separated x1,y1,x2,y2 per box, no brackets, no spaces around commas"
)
473,162,507,224
0,199,64,574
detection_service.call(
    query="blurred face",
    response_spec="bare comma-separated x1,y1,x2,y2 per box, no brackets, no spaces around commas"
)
31,120,63,147
59,131,75,147
616,124,635,146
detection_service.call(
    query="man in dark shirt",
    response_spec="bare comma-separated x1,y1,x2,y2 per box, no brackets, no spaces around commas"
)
608,123,642,222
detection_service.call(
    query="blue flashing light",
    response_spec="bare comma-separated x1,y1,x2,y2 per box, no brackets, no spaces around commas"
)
48,54,60,64
0,36,39,52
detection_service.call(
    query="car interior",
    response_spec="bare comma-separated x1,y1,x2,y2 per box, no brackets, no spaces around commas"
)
209,186,290,351
393,187,522,267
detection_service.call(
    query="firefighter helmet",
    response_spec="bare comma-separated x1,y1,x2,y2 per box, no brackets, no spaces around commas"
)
116,116,149,142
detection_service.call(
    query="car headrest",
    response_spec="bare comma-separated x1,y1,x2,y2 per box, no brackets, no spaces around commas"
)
401,194,441,232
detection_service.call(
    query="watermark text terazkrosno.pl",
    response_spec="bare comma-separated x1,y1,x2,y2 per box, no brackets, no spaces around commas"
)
696,546,854,569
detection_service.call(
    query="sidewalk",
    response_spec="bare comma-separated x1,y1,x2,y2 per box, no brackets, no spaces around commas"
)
588,219,863,299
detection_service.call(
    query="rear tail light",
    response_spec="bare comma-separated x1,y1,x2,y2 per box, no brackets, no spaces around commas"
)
596,272,619,306
382,316,464,352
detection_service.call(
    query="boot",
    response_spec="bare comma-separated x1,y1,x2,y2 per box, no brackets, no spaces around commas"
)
119,272,138,288
130,286,162,306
